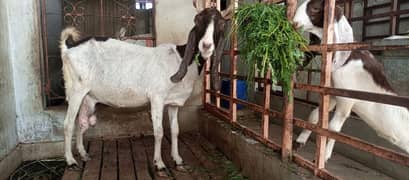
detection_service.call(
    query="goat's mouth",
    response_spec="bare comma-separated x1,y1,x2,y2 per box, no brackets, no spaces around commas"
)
200,50,214,59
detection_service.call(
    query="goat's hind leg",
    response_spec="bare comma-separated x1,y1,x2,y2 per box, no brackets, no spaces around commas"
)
64,89,89,169
75,96,96,162
295,97,337,147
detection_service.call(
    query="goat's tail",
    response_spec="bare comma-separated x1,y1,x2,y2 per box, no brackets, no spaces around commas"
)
60,26,80,52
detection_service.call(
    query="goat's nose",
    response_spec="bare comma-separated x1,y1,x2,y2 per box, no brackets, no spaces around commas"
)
292,22,300,29
203,43,212,49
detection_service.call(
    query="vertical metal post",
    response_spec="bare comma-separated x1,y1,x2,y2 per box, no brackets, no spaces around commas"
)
391,0,398,35
203,0,212,105
230,0,238,122
216,0,221,108
344,0,351,19
100,0,104,36
362,0,368,41
262,71,271,139
315,0,336,173
306,70,312,101
281,0,296,161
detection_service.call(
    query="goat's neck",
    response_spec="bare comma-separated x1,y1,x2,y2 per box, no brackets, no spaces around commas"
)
176,45,206,75
315,16,355,71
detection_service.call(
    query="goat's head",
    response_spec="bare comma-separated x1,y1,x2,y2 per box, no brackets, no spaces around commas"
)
170,0,233,91
293,0,344,39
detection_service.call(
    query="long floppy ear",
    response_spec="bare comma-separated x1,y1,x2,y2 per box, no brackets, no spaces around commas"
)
210,29,226,91
170,28,197,82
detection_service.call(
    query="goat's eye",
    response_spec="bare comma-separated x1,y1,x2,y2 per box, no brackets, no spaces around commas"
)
311,7,321,13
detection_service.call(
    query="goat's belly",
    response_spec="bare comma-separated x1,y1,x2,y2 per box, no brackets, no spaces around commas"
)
90,89,149,108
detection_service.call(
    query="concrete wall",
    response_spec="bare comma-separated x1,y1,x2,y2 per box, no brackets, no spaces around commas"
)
4,0,67,143
0,0,18,160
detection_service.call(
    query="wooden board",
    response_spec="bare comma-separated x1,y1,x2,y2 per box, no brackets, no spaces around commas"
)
180,133,226,179
100,140,118,180
165,135,210,180
161,137,193,180
142,136,171,180
131,138,152,180
117,138,136,180
82,140,103,180
62,140,89,180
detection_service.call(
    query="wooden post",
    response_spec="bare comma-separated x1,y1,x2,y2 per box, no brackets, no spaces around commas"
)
315,0,335,174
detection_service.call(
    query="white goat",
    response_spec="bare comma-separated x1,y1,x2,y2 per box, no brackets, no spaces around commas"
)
61,5,231,174
293,0,409,161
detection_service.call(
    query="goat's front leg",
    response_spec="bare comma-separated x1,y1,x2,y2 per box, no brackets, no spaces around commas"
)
325,99,354,161
64,90,89,169
168,106,189,172
151,98,166,171
296,97,337,145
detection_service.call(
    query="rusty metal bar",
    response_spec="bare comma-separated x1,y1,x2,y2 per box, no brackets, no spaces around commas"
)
293,154,340,180
308,43,409,51
281,0,296,161
262,71,271,139
206,89,283,119
315,0,336,171
294,118,409,167
229,0,238,123
203,61,211,104
295,83,409,108
216,0,221,111
344,0,351,19
306,71,312,101
203,0,212,105
281,76,294,161
206,104,282,151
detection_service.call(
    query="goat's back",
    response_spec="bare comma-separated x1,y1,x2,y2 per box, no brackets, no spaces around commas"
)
62,38,196,107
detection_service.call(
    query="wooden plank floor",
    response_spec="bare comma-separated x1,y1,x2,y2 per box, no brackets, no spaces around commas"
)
62,132,232,180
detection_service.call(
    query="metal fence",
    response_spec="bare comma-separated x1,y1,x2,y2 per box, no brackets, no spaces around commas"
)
203,0,409,179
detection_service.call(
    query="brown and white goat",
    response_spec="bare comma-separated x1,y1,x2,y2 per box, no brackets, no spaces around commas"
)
293,0,409,161
60,4,231,174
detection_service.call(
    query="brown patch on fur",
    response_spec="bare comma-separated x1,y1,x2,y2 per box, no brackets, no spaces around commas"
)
306,0,344,28
345,50,395,93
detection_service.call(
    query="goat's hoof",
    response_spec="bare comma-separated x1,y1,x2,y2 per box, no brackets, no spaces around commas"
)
67,164,82,171
176,164,191,173
156,168,171,177
81,154,91,162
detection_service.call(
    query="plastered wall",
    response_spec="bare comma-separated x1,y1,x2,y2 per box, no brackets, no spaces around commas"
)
0,0,18,160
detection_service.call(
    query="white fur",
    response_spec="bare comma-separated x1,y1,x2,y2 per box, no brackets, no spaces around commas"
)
294,0,409,161
199,19,215,59
60,27,206,169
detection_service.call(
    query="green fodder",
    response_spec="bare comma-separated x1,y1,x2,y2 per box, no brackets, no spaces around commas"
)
232,3,307,96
